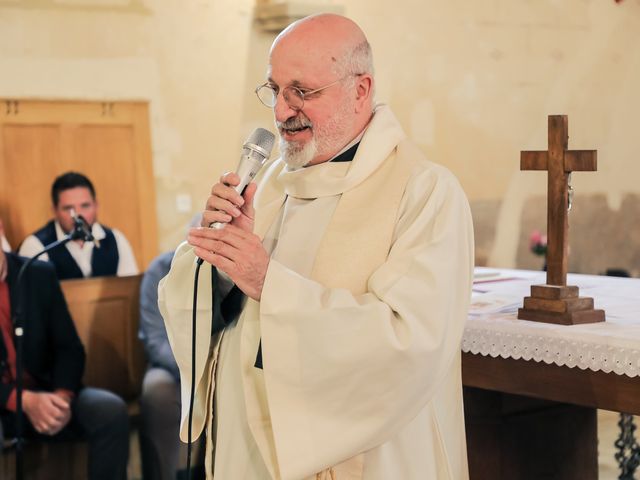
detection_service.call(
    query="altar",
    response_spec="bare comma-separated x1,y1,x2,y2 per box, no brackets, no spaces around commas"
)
462,268,640,479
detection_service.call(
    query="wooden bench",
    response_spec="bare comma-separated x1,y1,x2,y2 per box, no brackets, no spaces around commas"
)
62,274,145,403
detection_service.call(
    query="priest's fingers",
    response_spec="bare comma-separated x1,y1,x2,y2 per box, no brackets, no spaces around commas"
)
189,233,241,262
192,246,231,269
188,232,256,270
210,173,245,206
190,228,269,301
203,193,243,221
188,225,256,256
189,224,251,242
194,246,268,301
200,173,246,227
201,208,234,227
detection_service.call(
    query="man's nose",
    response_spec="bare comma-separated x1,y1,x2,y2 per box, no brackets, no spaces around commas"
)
273,95,298,123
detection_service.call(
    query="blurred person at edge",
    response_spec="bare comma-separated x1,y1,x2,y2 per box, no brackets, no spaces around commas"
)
0,247,129,479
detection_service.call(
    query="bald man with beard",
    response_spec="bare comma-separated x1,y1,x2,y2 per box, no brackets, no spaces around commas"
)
160,14,474,480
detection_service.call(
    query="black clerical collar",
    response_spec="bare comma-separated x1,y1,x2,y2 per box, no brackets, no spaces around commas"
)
330,142,360,163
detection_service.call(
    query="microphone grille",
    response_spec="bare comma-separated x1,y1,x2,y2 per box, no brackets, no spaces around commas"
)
246,127,276,156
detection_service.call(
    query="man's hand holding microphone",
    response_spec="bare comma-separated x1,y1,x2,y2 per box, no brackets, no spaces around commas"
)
188,128,275,301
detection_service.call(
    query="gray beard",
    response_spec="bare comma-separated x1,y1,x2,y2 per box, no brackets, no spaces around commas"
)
280,136,317,170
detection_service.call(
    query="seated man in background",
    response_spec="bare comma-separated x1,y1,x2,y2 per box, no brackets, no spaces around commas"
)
19,171,138,279
0,248,129,480
139,222,204,480
0,219,10,252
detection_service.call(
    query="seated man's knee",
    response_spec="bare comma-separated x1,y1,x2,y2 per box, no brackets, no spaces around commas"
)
141,368,180,412
76,387,129,436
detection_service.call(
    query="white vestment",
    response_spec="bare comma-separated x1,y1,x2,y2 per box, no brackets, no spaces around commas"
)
159,105,474,480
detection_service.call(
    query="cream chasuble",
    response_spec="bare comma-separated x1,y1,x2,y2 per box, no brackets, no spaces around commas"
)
159,105,474,480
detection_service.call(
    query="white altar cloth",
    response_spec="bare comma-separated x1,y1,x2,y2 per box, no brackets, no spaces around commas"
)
463,268,640,377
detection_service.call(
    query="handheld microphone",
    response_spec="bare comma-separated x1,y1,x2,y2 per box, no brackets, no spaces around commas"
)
195,128,275,267
209,127,276,230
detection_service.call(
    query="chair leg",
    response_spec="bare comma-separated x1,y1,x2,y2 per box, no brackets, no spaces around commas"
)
615,413,640,480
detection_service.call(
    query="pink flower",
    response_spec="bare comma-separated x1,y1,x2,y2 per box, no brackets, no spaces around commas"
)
529,230,542,249
529,230,547,256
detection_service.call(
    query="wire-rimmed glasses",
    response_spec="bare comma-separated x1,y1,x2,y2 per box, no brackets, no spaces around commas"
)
255,75,356,111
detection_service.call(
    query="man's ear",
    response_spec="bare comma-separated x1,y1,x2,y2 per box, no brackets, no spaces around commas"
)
354,74,373,113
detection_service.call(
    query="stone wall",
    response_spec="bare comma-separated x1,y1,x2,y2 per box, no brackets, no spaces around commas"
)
516,194,640,276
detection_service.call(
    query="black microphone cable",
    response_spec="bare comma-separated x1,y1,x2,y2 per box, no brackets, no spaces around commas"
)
186,259,202,480
183,127,274,477
186,259,225,479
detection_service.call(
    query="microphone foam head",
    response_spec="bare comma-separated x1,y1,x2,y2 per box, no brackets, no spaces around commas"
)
245,127,276,159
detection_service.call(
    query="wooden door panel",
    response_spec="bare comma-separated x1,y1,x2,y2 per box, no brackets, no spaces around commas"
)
1,124,68,249
72,124,143,264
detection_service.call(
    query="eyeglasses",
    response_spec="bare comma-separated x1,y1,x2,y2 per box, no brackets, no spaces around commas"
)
255,74,357,111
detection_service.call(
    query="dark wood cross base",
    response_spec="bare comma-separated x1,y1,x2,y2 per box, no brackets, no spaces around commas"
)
518,284,605,325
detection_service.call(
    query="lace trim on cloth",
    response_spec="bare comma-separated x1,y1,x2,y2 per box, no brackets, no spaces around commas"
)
462,313,640,378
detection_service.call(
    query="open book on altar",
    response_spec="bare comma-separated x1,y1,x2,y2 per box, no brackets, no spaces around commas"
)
469,269,539,316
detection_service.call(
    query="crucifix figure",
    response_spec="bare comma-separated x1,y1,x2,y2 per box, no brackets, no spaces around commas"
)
517,115,605,325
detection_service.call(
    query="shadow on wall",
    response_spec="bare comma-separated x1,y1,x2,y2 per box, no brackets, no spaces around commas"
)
516,193,640,276
470,199,502,267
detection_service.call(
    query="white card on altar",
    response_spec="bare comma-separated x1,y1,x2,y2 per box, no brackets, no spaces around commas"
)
469,293,522,316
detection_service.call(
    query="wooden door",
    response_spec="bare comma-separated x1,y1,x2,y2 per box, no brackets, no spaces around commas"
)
0,99,157,269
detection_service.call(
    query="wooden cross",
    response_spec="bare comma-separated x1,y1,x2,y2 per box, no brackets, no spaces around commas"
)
521,115,597,286
517,115,605,325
